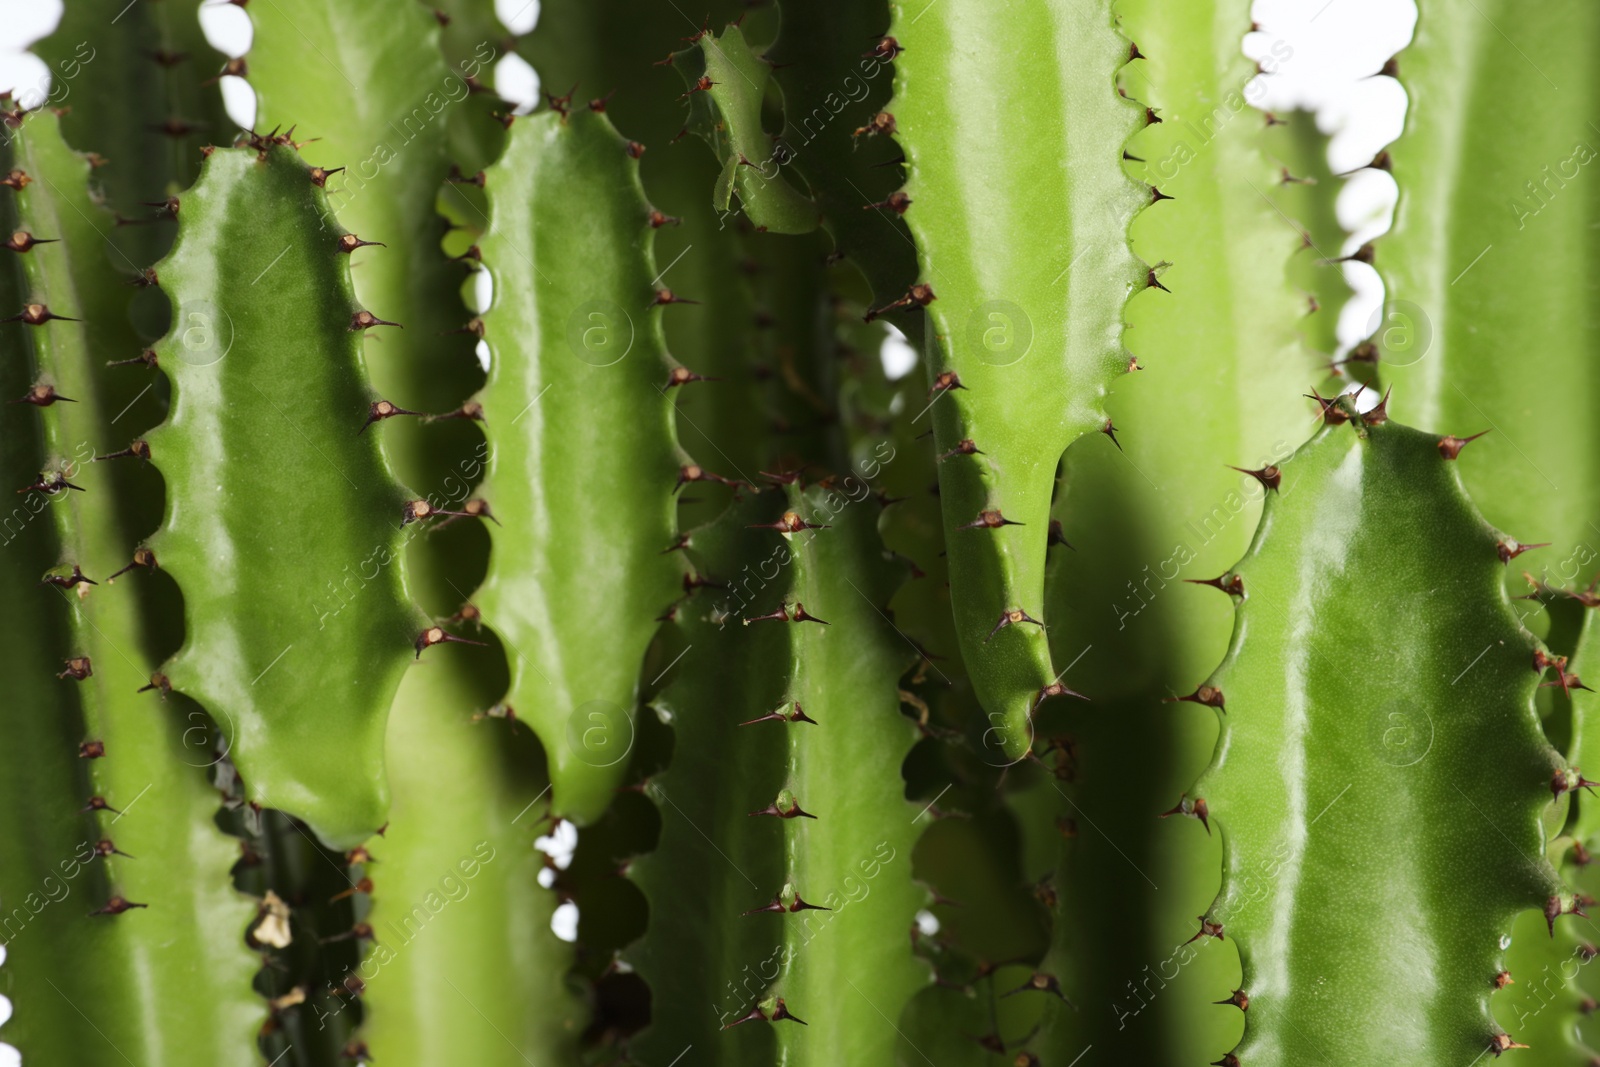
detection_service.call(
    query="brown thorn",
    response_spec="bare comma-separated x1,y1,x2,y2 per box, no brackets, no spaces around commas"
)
358,399,421,434
40,564,96,589
1160,795,1211,835
1166,685,1226,711
10,383,75,406
350,310,401,331
336,233,385,254
414,626,488,658
986,608,1044,642
4,303,79,325
958,509,1022,531
90,896,147,916
1186,573,1244,597
1229,464,1282,492
1438,429,1490,460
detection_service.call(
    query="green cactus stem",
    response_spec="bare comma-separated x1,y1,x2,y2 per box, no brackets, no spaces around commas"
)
359,641,583,1062
673,24,821,236
246,0,492,498
1000,4,1335,1062
471,106,682,825
1184,405,1567,1065
0,107,260,1067
146,138,425,848
883,0,1148,759
631,480,925,1064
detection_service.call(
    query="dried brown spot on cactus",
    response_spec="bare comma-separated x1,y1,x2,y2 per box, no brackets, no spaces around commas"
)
58,656,93,680
1187,916,1225,944
79,740,106,759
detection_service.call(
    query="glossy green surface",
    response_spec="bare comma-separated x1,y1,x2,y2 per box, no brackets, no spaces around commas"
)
0,110,260,1066
677,25,820,236
148,145,422,848
1193,415,1562,1065
887,0,1147,756
775,482,926,1063
474,109,681,825
631,484,924,1064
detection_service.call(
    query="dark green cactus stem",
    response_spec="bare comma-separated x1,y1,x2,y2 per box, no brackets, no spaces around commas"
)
521,0,772,486
146,139,424,848
631,482,924,1064
35,0,235,265
1371,4,1600,1058
0,107,259,1066
1186,405,1568,1065
473,106,681,825
885,0,1147,758
674,24,820,236
767,0,921,343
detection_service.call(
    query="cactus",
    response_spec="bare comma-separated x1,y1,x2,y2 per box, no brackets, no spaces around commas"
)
1367,5,1600,1060
0,107,259,1066
883,0,1148,760
4,4,1599,1066
1181,403,1568,1064
148,138,423,847
1007,3,1333,1062
33,0,234,265
474,105,681,825
630,481,925,1064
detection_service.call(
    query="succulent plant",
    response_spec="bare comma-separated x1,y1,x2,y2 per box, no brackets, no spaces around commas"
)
1,1,1592,1065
